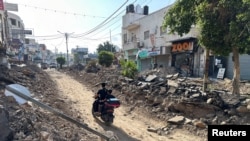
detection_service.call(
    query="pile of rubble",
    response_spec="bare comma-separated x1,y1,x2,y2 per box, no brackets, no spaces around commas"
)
2,62,250,140
64,66,250,136
0,64,99,141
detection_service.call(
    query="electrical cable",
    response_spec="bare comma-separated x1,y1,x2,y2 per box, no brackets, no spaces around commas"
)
27,34,64,38
17,3,107,19
85,14,123,38
72,0,139,39
71,0,130,38
34,36,65,41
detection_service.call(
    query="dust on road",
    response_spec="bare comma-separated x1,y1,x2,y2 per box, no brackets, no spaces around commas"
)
48,69,205,141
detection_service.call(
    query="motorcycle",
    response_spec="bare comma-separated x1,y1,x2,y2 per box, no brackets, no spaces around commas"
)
92,97,120,126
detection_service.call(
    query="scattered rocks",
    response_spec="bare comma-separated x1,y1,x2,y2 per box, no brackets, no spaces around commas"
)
63,66,250,138
2,63,250,140
0,64,99,141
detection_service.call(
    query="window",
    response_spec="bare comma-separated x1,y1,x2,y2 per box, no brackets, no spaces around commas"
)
10,18,16,26
123,33,127,44
144,30,149,40
18,21,21,27
131,33,136,42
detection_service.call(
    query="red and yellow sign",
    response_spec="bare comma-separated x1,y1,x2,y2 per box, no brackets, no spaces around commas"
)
172,42,193,53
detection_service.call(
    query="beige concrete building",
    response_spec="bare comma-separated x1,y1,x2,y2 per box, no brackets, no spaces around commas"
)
122,4,204,77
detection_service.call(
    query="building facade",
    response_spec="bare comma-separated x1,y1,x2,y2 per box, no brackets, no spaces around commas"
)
122,3,250,80
122,4,204,77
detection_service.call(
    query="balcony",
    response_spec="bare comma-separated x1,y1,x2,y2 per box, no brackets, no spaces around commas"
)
123,21,140,30
123,41,138,51
122,13,144,30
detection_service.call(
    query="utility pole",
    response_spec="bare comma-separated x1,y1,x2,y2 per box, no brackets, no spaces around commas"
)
65,33,69,67
57,31,74,67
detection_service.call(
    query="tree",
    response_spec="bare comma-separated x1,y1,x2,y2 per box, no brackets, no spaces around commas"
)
120,59,138,79
97,41,117,53
56,57,66,69
98,51,114,67
163,0,250,95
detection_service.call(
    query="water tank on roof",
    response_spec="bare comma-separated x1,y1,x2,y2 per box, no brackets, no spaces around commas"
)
135,4,143,14
128,4,135,13
143,5,149,15
126,6,129,13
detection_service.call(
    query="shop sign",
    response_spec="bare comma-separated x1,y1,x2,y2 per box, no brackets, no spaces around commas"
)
148,47,160,56
138,50,148,59
172,42,193,53
217,68,226,79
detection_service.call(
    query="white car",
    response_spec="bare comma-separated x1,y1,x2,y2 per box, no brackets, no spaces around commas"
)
49,63,57,68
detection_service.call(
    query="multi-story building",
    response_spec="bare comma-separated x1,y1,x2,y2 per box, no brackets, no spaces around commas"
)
122,4,203,77
122,3,250,80
7,12,25,59
71,47,88,65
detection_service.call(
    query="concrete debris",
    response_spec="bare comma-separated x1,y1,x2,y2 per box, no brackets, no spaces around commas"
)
1,63,250,140
63,66,250,137
0,64,99,141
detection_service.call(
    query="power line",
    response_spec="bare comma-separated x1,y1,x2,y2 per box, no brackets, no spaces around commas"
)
97,24,122,39
29,0,137,40
86,13,123,37
25,0,151,45
73,11,123,38
33,36,64,41
17,3,107,19
27,34,64,38
72,0,141,38
72,0,130,38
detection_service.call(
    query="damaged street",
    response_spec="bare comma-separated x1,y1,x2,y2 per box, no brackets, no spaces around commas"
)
0,1,249,141
1,64,250,141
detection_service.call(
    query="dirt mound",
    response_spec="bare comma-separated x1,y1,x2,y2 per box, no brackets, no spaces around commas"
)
0,64,98,141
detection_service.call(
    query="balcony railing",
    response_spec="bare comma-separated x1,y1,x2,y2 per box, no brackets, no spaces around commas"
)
123,41,138,50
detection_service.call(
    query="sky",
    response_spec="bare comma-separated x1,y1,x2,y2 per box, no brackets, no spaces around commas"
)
4,0,176,54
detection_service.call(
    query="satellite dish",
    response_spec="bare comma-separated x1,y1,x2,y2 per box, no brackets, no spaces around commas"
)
4,84,31,105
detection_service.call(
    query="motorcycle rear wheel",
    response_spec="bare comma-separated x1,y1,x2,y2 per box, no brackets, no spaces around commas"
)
102,114,113,126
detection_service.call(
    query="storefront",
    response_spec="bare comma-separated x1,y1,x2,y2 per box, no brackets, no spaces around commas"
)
226,53,250,80
136,46,171,72
136,49,151,71
170,38,198,76
125,48,138,61
208,55,227,78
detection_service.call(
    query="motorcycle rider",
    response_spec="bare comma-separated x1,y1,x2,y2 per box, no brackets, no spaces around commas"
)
105,89,115,100
93,82,108,115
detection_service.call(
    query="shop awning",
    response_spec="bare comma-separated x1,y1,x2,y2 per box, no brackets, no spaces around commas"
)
167,37,196,43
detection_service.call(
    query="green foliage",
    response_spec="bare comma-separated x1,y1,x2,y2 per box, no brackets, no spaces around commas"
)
85,59,100,73
163,1,197,36
56,57,66,69
97,41,117,53
98,51,114,67
120,59,138,79
163,0,250,55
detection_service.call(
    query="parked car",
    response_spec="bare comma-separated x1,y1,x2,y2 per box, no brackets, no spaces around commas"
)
41,63,48,69
49,63,57,69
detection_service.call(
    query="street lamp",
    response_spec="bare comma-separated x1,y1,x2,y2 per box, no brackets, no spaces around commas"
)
57,31,74,67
